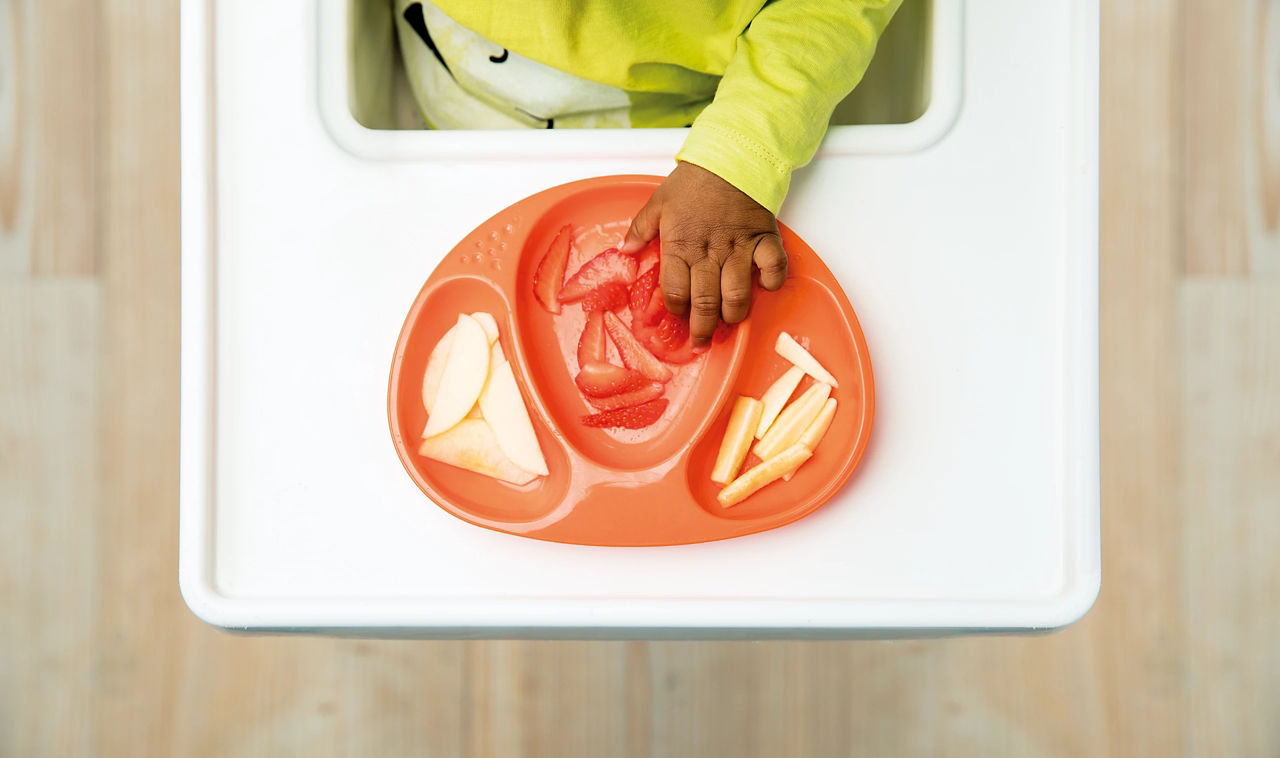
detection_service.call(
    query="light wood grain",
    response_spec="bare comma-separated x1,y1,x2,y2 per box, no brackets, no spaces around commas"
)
1092,0,1189,753
0,0,34,272
1180,282,1280,758
1250,0,1280,274
92,0,182,754
0,282,101,757
0,0,98,276
1184,0,1280,276
2,0,1279,755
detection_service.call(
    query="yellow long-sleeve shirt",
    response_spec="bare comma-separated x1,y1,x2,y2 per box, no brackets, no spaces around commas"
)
399,1,902,213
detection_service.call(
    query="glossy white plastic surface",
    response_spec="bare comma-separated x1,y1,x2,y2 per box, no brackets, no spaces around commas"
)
180,0,1099,637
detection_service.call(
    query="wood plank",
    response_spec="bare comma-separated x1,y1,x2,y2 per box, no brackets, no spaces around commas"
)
0,0,98,276
93,0,183,753
1089,0,1190,753
1184,0,1280,275
334,640,467,757
1183,0,1251,275
0,281,101,758
1249,0,1280,274
459,641,645,757
0,0,35,273
1180,282,1280,758
0,0,1271,755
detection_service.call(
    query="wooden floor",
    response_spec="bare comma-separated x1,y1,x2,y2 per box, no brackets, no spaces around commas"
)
3,1,1278,755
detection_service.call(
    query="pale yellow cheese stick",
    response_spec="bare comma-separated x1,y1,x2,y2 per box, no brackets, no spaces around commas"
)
775,332,838,387
753,382,831,461
717,443,813,507
755,365,805,440
711,396,764,485
782,397,837,481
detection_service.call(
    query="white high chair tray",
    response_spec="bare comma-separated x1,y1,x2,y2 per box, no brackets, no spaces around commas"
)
179,0,1100,637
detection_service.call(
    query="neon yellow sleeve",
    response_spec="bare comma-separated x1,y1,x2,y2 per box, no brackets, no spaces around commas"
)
676,0,903,214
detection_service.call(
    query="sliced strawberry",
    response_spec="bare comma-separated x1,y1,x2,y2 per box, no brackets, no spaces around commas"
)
651,312,689,352
645,312,698,364
576,311,606,368
532,224,573,314
629,266,660,317
585,381,665,411
581,397,669,429
558,249,638,304
640,287,667,327
633,238,660,273
580,281,630,314
603,311,672,382
574,361,648,398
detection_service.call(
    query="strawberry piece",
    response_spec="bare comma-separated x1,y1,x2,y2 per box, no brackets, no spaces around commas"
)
576,311,606,369
651,312,689,352
532,224,573,314
629,267,660,317
645,312,697,365
580,281,630,314
581,397,669,430
603,311,672,382
558,249,638,304
639,287,667,328
585,381,665,412
655,339,699,364
574,361,648,398
633,238,660,273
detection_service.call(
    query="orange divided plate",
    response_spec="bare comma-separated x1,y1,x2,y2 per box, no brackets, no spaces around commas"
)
388,176,875,546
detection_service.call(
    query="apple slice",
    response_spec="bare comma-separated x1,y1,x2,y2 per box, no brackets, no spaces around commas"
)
418,418,538,485
717,443,812,508
422,314,491,438
711,396,764,485
424,314,496,414
421,324,457,414
753,382,832,460
479,357,549,476
782,397,837,481
470,312,500,345
463,340,509,420
463,341,510,421
775,332,838,388
754,365,805,440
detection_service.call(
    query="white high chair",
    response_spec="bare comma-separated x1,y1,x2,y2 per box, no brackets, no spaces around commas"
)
180,0,1100,637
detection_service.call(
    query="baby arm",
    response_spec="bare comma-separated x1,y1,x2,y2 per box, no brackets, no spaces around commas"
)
623,0,902,345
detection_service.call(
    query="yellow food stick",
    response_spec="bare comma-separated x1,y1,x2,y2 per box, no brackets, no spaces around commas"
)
711,396,764,485
754,382,832,461
775,332,838,387
755,365,806,440
782,398,837,481
718,443,813,508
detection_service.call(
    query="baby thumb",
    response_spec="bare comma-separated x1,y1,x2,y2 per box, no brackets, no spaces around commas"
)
620,196,661,253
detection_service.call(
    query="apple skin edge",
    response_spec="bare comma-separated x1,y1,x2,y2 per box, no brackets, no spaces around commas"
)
421,315,491,439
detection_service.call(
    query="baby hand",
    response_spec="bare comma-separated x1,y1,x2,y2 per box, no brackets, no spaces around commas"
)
620,162,788,346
